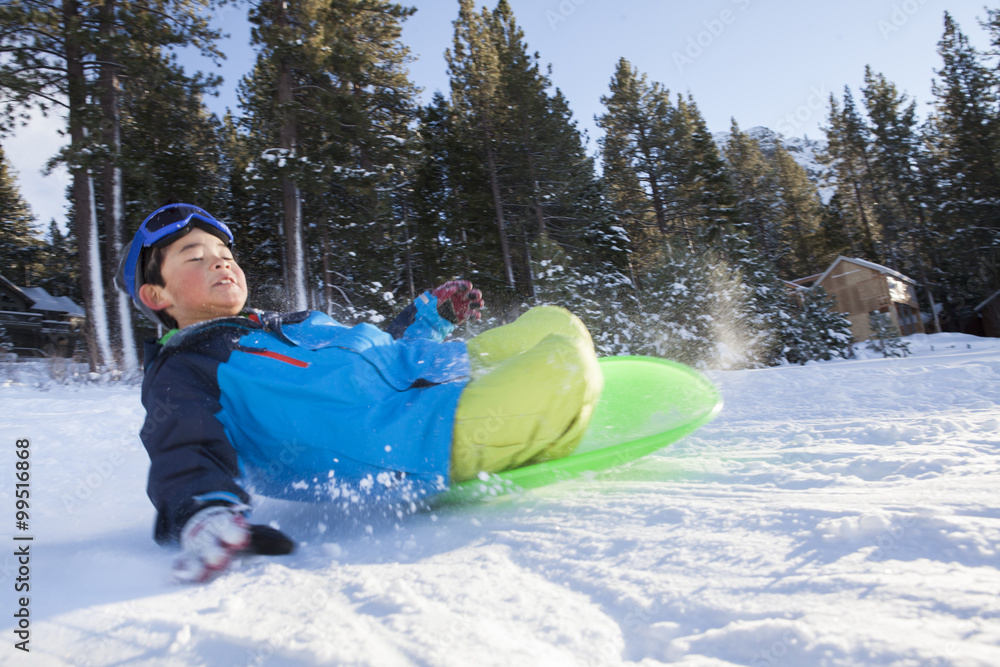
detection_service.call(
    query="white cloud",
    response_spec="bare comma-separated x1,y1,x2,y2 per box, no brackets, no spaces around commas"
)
4,109,70,236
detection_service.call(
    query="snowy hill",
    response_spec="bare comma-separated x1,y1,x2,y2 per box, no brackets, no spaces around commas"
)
2,332,999,666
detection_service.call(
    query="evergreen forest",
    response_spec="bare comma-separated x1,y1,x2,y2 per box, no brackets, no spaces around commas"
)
1,0,998,372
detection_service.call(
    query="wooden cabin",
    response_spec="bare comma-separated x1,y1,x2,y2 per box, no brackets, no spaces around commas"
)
0,274,84,358
791,257,925,342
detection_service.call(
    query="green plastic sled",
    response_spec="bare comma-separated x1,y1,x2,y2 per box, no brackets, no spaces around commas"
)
440,355,723,503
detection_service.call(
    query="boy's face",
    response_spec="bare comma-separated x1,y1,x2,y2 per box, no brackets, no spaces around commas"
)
139,227,247,328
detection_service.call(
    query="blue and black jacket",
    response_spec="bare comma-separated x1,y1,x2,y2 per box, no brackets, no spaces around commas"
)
139,293,469,543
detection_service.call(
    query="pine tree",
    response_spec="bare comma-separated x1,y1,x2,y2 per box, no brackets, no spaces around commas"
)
866,311,911,358
816,191,854,266
598,61,735,269
782,287,853,364
411,93,475,289
231,60,289,311
716,123,824,281
860,68,924,267
313,0,420,317
929,13,1000,229
239,0,419,318
447,0,516,291
597,58,673,264
772,142,824,279
490,0,620,298
120,60,225,215
923,12,1000,310
716,229,797,368
821,89,879,262
674,95,735,246
492,0,551,262
724,120,781,268
437,0,615,312
35,220,79,301
0,145,41,285
244,0,326,310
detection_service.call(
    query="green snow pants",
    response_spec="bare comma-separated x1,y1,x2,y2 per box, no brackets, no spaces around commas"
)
450,306,604,483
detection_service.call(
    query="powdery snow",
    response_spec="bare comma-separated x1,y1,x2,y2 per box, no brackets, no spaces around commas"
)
1,332,999,666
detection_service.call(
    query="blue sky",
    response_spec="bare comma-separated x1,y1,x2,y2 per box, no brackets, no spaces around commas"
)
4,0,992,233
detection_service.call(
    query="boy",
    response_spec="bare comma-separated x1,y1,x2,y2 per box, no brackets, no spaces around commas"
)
116,203,602,581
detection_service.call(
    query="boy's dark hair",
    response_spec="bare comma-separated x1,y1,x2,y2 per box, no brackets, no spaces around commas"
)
142,246,180,330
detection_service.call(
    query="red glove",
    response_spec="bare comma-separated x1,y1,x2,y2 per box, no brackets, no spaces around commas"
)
430,280,484,325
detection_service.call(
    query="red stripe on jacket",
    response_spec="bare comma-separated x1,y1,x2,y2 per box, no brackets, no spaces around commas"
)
243,349,310,368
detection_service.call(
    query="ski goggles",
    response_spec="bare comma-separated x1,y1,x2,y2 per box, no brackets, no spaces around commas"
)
119,204,234,300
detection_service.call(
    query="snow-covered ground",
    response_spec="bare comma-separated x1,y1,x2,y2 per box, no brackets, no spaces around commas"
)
2,332,999,666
